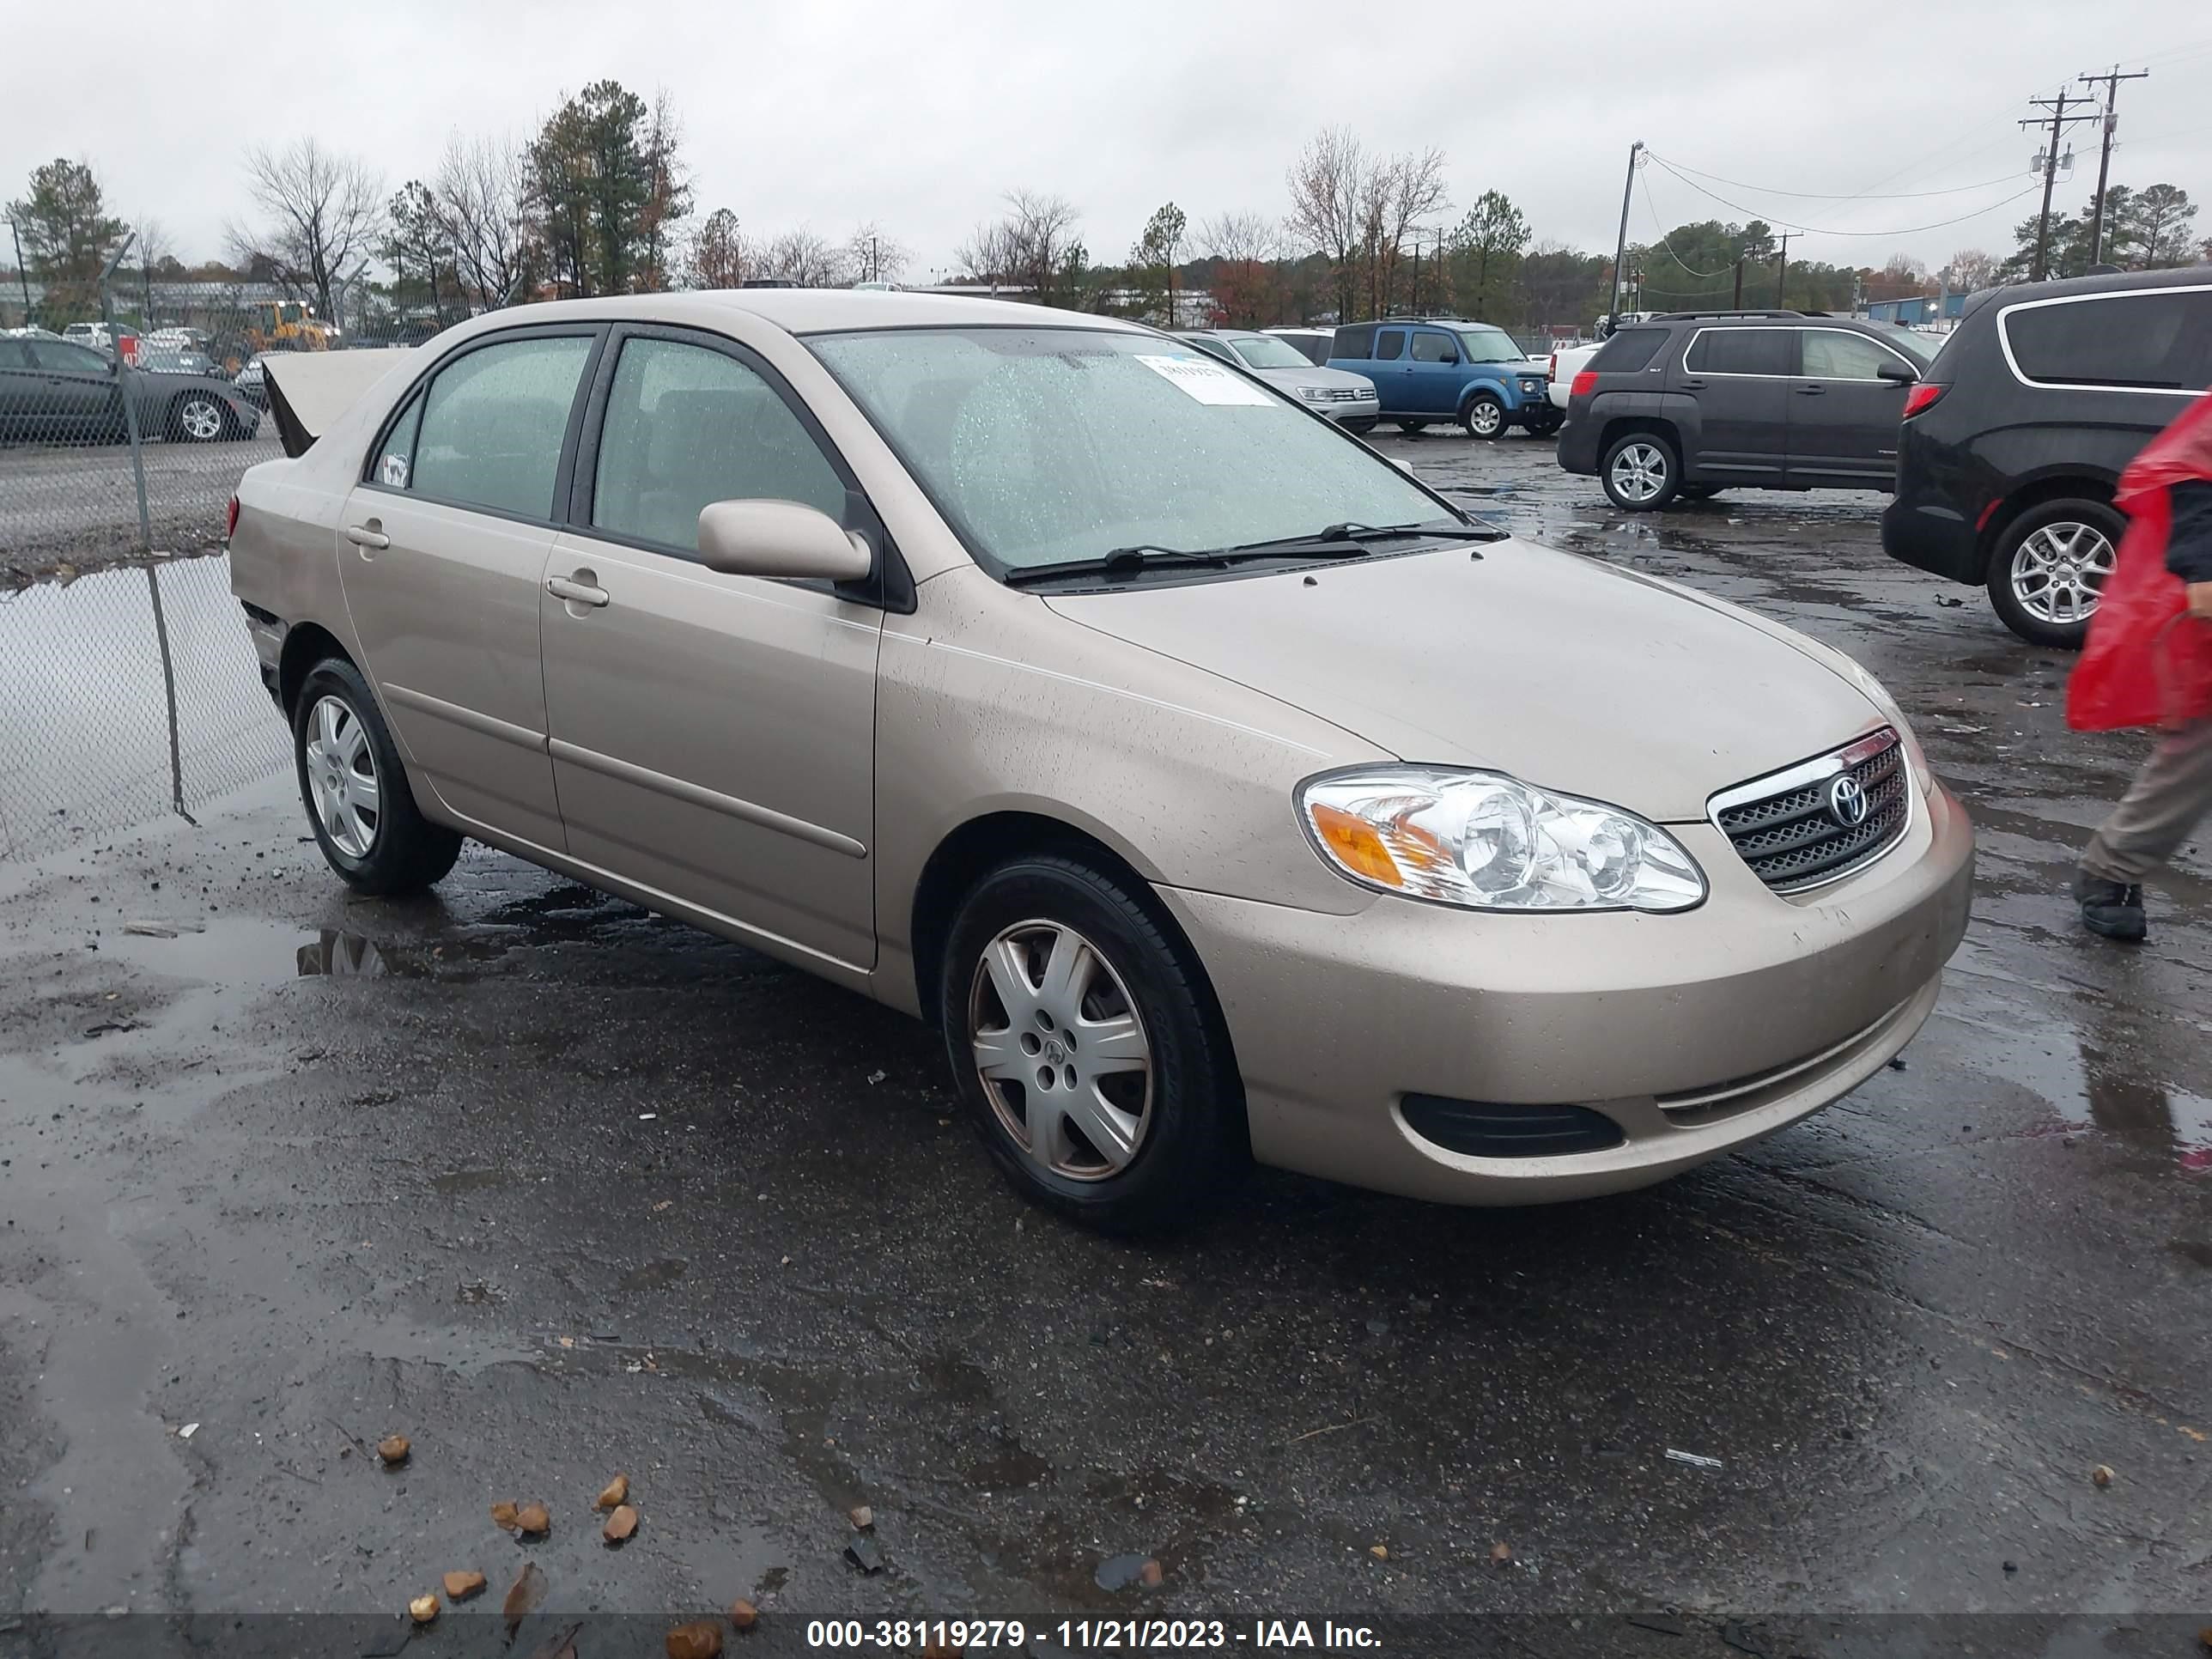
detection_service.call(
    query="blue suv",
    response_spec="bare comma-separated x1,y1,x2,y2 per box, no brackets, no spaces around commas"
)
1328,319,1553,440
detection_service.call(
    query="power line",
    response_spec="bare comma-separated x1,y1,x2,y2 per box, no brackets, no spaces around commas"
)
1637,174,1728,279
1645,155,2026,202
1645,155,2042,240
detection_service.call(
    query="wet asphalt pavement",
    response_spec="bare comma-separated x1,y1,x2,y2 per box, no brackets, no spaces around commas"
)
2,433,2209,1655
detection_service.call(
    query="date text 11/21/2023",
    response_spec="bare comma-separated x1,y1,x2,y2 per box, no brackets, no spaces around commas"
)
802,1620,1382,1649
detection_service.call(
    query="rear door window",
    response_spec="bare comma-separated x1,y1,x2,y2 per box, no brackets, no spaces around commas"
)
1374,329,1407,362
1801,330,1911,380
2003,289,2210,392
1685,328,1796,377
1591,328,1666,372
403,334,594,519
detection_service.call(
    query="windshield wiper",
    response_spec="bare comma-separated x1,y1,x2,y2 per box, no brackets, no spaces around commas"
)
1002,544,1230,586
1257,520,1506,548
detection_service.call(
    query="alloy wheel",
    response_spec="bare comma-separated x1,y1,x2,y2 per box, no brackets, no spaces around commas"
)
179,398,224,441
2009,520,2115,626
968,919,1153,1181
1468,400,1504,437
1608,441,1668,502
304,695,381,858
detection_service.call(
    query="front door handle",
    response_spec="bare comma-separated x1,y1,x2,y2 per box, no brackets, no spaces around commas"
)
344,524,389,549
546,574,610,608
1679,378,1706,390
1793,384,1826,396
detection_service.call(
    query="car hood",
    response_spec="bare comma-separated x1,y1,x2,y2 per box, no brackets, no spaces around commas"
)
1252,365,1375,394
1043,538,1884,821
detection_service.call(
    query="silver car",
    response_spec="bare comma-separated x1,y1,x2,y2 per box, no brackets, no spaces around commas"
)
1177,329,1380,434
229,292,1972,1233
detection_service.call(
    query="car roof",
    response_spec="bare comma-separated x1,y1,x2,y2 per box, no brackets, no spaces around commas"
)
455,289,1152,338
1982,262,2211,305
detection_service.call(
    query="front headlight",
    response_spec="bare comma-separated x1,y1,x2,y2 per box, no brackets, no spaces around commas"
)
1299,768,1706,913
1295,384,1331,403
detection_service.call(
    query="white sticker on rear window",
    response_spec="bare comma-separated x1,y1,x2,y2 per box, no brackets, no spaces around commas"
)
1134,354,1279,407
380,453,409,489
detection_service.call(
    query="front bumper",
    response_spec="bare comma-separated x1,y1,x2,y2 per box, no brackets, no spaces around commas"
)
1156,778,1973,1206
1322,397,1381,427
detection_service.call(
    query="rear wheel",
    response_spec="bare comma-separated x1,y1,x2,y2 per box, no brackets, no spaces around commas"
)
1986,497,2123,648
1523,406,1564,437
1601,432,1680,510
1462,393,1507,440
293,658,462,895
1395,420,1430,434
168,392,228,442
940,854,1244,1233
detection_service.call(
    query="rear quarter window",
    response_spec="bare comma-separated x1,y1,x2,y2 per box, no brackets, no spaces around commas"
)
1591,328,1667,373
2002,289,2212,392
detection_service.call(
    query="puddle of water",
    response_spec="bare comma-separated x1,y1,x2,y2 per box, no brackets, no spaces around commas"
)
0,556,284,862
295,927,514,979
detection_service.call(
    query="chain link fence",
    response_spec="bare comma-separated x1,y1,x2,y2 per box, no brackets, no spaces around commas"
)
0,553,287,862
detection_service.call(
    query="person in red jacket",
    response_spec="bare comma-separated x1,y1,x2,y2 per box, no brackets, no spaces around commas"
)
2070,397,2212,940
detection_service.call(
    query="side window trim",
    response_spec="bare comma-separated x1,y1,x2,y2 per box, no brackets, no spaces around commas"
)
1996,285,2212,398
1683,325,1798,379
357,324,609,530
567,322,913,613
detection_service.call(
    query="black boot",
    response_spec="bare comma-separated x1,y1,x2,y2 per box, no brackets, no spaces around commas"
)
2073,870,2148,941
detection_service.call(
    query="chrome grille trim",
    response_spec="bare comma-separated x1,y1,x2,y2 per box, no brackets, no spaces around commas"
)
1708,727,1911,895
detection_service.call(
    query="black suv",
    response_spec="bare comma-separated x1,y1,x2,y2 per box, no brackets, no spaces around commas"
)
1559,310,1941,510
1883,266,2212,647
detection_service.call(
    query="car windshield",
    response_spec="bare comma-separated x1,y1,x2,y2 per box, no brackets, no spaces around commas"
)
1864,322,1942,366
1227,334,1313,369
810,326,1452,574
1455,326,1523,364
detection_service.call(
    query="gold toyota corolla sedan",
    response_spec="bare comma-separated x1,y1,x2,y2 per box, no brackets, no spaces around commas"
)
229,291,1972,1232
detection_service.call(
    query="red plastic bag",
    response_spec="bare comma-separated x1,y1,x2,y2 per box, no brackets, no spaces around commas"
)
2067,395,2212,732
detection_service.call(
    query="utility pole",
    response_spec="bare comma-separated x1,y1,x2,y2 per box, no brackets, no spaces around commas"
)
1732,256,1744,308
1608,140,1643,336
1775,232,1793,308
2079,64,2148,267
9,211,32,325
2021,88,2100,280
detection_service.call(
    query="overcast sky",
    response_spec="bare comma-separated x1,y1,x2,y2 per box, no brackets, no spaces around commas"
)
7,0,2209,283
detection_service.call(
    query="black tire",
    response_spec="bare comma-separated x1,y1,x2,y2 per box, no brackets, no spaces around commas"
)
167,391,229,443
292,657,463,896
1462,392,1508,441
1985,496,2124,650
939,854,1246,1234
1600,430,1681,511
1395,420,1430,434
1340,416,1378,435
1523,406,1564,437
1679,483,1724,501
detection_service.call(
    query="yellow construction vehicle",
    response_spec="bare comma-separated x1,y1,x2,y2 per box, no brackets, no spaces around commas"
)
246,301,339,353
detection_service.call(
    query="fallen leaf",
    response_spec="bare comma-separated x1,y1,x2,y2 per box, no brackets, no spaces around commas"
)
1368,1544,1389,1561
377,1435,410,1467
526,1621,582,1659
2092,1464,2114,1487
1139,1558,1163,1588
604,1504,639,1543
1491,1541,1514,1564
410,1594,439,1624
848,1504,873,1530
728,1599,758,1632
502,1560,546,1640
667,1620,724,1659
598,1474,629,1510
653,1199,674,1212
443,1570,485,1601
515,1501,550,1536
491,1500,520,1532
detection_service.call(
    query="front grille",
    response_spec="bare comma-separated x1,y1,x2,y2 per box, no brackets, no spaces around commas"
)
1712,729,1910,893
1324,386,1364,402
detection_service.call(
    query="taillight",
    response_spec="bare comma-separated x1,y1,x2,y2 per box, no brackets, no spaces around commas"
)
1570,370,1597,399
1548,352,1558,380
226,495,240,542
1902,382,1947,418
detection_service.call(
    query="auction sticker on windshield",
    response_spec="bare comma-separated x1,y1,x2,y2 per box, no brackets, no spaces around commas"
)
1135,354,1278,407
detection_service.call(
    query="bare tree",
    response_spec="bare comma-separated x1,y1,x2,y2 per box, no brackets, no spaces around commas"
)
433,133,535,308
687,207,746,289
845,221,910,284
1200,210,1283,327
230,138,385,322
1285,128,1369,321
1362,149,1446,317
753,228,850,288
955,190,1085,303
1945,247,1996,293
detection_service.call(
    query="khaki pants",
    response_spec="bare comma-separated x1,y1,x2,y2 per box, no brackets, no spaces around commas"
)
2081,717,2212,883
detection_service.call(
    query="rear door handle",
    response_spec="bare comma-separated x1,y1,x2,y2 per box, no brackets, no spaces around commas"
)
546,574,610,608
344,524,389,549
1794,384,1826,396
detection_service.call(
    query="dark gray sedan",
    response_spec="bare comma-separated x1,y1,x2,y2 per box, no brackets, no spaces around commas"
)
0,336,261,446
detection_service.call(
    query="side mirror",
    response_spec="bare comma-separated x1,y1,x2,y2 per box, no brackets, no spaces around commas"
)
697,499,872,582
1875,361,1918,386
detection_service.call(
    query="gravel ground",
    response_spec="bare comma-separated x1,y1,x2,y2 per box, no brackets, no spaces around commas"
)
0,429,279,586
0,433,2206,1656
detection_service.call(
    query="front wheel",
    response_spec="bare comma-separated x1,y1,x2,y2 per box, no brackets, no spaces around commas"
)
940,854,1245,1234
1395,420,1430,434
1462,394,1507,440
169,392,228,442
1523,406,1564,437
1985,497,2124,648
293,658,463,895
1601,432,1680,510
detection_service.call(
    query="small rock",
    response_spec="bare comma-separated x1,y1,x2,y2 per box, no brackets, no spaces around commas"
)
598,1474,629,1510
846,1535,885,1575
409,1595,439,1625
1138,1558,1163,1588
1369,1544,1389,1561
2197,1627,2212,1652
848,1504,873,1530
2002,1559,2018,1574
515,1501,550,1536
728,1598,758,1632
1490,1541,1513,1564
604,1504,639,1543
443,1570,485,1601
2092,1464,2113,1487
1887,1056,1907,1072
376,1435,410,1467
178,1423,198,1440
667,1621,724,1659
1936,595,1965,608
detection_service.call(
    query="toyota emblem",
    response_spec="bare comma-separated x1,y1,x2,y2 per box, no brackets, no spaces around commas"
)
1826,774,1869,828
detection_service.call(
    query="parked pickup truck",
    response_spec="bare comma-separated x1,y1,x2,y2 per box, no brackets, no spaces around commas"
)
1547,341,1603,412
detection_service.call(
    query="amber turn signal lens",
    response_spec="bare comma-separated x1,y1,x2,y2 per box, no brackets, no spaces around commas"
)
1310,803,1406,887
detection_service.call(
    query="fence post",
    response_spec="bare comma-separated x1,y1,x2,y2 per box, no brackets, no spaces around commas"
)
98,238,153,552
144,564,194,824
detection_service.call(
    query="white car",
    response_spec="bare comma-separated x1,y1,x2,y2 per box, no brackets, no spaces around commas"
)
1547,340,1606,412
